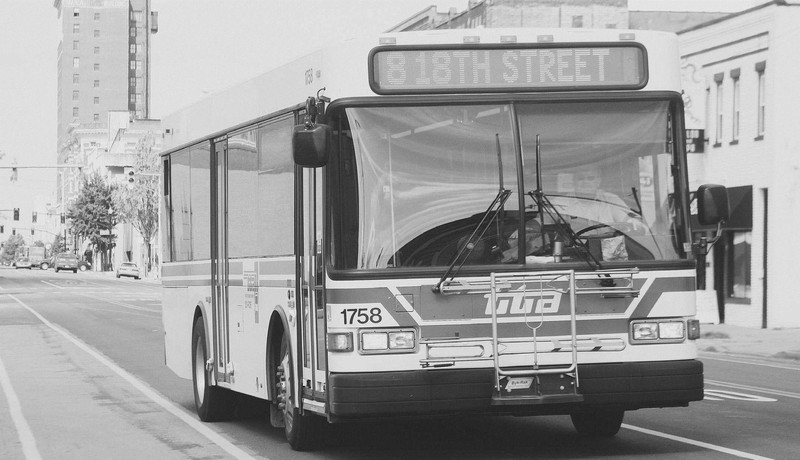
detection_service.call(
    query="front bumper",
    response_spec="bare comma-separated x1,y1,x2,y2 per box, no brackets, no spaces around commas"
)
328,360,703,418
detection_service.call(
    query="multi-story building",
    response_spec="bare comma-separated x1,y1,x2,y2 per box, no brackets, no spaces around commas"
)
680,0,800,328
53,0,160,273
389,0,630,31
53,0,157,194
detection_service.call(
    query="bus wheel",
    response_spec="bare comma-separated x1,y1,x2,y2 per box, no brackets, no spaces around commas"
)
570,409,624,437
191,317,234,421
275,333,320,451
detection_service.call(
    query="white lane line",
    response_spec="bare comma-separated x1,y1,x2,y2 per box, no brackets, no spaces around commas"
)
623,423,773,460
701,354,800,371
706,379,800,400
40,280,63,289
7,294,260,460
0,354,42,460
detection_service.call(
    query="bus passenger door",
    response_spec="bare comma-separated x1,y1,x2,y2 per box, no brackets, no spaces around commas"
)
212,139,231,384
299,166,327,404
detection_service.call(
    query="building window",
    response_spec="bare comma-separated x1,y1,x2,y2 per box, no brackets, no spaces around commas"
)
136,60,142,71
130,27,136,37
572,16,583,28
730,68,740,143
130,77,136,87
756,61,766,138
93,113,100,122
129,43,136,54
130,60,136,70
94,96,99,104
73,24,80,34
72,107,79,117
136,77,143,87
72,90,79,101
94,46,100,54
714,73,723,146
130,94,136,103
73,57,80,68
132,10,144,22
135,93,143,104
73,40,79,51
94,12,100,20
94,63,100,71
73,73,80,84
93,79,100,87
94,30,100,38
73,8,79,17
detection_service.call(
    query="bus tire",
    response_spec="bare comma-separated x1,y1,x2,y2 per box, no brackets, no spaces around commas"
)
192,316,235,421
570,409,624,437
274,332,320,451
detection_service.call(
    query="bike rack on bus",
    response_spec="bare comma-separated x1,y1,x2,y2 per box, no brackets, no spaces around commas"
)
435,268,639,406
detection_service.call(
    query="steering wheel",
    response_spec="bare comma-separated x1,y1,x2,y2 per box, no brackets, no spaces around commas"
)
573,223,624,239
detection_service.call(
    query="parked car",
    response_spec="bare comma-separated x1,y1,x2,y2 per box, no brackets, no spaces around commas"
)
54,253,79,273
116,262,140,279
78,260,91,272
15,257,32,269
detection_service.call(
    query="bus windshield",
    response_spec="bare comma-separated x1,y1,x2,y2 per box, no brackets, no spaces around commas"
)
332,100,682,270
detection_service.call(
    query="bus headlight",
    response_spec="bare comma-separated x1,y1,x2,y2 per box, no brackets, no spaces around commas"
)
659,321,685,339
327,332,354,352
359,328,416,354
632,322,659,341
630,320,686,344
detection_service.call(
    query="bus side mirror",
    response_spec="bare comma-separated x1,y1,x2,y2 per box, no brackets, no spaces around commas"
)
697,184,729,225
293,123,330,168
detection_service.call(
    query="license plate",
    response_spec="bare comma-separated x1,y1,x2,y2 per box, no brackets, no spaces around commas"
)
506,377,533,391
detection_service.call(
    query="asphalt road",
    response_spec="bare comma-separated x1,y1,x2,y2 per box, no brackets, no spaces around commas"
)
1,267,798,459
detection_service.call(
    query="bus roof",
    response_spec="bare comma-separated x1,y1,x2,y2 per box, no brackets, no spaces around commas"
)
161,28,680,151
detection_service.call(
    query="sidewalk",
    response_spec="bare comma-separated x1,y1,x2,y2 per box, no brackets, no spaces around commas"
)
696,323,800,362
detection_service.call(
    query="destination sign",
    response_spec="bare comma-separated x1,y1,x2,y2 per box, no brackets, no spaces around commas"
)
370,44,647,94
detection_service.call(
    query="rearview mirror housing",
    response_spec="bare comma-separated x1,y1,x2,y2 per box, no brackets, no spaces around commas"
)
697,184,729,226
292,123,330,168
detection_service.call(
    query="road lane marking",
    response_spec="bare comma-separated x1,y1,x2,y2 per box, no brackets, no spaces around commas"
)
703,389,776,402
707,379,800,400
40,280,63,289
7,294,260,460
0,354,42,460
622,424,773,459
701,354,800,371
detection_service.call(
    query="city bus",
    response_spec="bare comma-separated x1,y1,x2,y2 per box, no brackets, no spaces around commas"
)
160,28,728,450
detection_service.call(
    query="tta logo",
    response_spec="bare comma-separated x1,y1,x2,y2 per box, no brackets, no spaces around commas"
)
484,290,563,315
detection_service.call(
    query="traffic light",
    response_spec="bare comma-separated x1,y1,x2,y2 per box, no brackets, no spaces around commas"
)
10,167,18,182
0,225,3,233
61,213,66,224
124,166,136,184
13,208,19,221
32,211,37,223
30,229,34,236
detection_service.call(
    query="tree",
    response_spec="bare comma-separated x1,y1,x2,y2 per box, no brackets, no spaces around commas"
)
0,234,25,265
67,172,118,271
114,132,160,275
51,234,67,255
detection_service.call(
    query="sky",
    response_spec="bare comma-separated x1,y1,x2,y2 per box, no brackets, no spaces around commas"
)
0,0,767,221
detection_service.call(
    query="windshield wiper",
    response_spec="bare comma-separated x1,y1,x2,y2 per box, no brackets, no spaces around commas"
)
432,188,511,293
531,134,601,270
527,190,601,269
